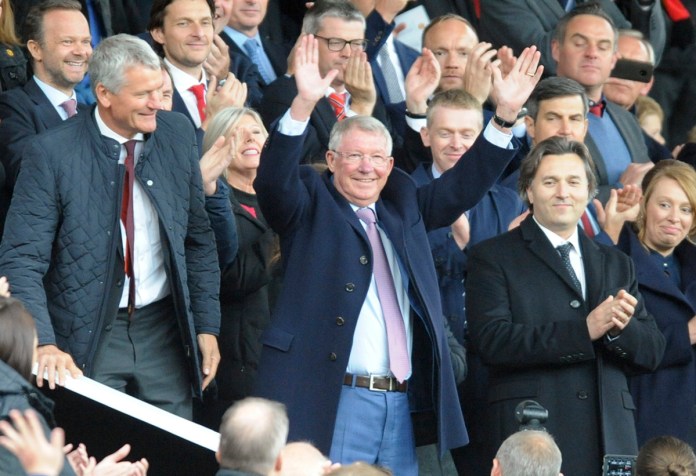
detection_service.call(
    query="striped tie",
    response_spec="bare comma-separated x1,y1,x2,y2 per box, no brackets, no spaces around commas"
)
328,92,347,121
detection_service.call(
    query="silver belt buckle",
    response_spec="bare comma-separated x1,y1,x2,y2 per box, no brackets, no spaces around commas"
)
369,374,389,392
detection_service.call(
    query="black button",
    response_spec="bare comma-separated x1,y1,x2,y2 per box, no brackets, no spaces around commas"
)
577,390,588,399
345,283,355,292
105,325,113,332
336,317,345,326
116,279,123,287
329,352,337,361
359,256,368,265
570,300,581,309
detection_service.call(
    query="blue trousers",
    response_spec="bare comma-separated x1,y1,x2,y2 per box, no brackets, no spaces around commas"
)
329,383,418,475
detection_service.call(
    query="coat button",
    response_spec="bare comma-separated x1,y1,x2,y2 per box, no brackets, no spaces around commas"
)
146,180,153,186
577,390,588,400
570,300,581,308
105,324,113,332
345,283,355,292
336,316,345,326
329,352,337,361
359,256,368,265
116,279,123,287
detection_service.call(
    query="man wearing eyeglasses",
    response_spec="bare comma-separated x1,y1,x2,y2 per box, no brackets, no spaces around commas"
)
258,1,394,164
252,34,542,474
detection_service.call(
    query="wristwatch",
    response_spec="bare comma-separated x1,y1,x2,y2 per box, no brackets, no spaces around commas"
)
492,114,516,128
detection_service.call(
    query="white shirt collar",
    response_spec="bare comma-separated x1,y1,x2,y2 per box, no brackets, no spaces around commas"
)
94,107,145,144
33,75,76,107
533,216,583,257
164,58,207,93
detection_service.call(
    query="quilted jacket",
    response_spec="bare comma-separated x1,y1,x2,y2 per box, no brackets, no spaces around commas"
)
0,108,221,396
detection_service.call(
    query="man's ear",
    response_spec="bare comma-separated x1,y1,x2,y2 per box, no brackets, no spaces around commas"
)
150,28,165,46
215,450,221,463
491,457,502,476
26,40,42,62
420,126,431,148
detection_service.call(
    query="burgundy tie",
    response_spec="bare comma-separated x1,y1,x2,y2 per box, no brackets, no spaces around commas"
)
121,140,137,315
60,99,77,118
356,207,410,382
580,210,596,238
188,84,207,122
328,92,347,121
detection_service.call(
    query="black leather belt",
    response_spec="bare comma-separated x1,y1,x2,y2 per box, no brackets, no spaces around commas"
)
343,373,408,392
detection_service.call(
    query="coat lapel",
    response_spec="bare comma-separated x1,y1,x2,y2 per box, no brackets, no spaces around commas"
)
521,216,584,299
579,232,606,307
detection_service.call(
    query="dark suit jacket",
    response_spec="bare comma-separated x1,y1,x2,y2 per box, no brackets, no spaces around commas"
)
372,39,419,140
478,0,665,76
220,30,289,84
617,226,696,448
252,123,518,455
217,32,269,107
586,100,651,203
466,215,665,475
0,78,88,236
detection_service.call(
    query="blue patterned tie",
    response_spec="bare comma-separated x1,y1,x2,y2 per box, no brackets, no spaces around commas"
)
243,38,277,85
378,45,404,104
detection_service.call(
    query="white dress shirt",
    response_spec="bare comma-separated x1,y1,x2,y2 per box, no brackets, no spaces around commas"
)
165,58,207,128
534,217,587,299
33,75,78,121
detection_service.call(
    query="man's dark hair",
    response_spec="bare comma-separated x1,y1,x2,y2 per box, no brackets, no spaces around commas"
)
148,0,215,31
518,136,598,209
0,297,37,382
553,2,618,47
22,0,82,45
526,77,589,121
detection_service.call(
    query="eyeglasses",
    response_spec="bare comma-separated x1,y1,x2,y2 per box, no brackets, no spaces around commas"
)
331,151,391,167
315,35,368,52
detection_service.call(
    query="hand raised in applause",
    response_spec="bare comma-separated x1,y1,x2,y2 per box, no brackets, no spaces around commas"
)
345,51,377,115
290,34,339,121
404,48,440,115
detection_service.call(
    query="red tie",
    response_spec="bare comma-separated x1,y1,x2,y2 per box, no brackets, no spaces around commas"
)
589,100,605,118
121,140,137,315
188,84,207,122
328,92,347,121
580,210,596,238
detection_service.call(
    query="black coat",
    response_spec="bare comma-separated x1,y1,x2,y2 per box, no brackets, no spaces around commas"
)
466,215,666,475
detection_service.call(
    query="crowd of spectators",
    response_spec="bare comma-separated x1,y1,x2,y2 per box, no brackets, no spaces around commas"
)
0,0,696,475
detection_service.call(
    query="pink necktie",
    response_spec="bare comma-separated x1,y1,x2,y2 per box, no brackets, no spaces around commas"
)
356,207,410,382
60,98,77,118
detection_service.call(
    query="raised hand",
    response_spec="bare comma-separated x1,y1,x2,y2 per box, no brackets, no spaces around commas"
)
0,409,65,476
203,34,231,82
290,34,339,121
489,45,543,124
405,48,441,115
200,135,234,196
203,72,248,130
462,42,497,105
594,184,641,243
344,51,376,115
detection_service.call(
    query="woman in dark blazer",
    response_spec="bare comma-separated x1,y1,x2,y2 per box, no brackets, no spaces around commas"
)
613,160,696,448
200,107,275,427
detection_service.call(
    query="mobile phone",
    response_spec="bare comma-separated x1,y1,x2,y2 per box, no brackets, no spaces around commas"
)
611,59,654,83
602,454,636,476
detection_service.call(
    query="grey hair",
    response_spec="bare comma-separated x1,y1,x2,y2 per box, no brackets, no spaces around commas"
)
553,2,618,52
526,76,589,121
496,430,562,476
218,397,289,474
328,115,393,156
202,107,267,153
618,29,655,65
301,1,365,35
518,136,598,209
89,34,161,96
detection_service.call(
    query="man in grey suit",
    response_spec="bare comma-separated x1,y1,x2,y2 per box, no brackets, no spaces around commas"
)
466,137,665,475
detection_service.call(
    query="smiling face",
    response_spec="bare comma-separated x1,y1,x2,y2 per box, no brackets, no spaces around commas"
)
227,113,267,175
526,95,588,145
326,128,393,207
526,153,590,238
642,177,694,256
96,65,163,138
227,0,268,35
28,9,92,95
552,14,617,101
151,0,214,78
420,106,481,174
424,19,478,91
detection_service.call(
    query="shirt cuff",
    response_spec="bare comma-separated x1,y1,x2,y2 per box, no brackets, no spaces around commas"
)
483,121,514,149
278,109,310,136
406,115,426,132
